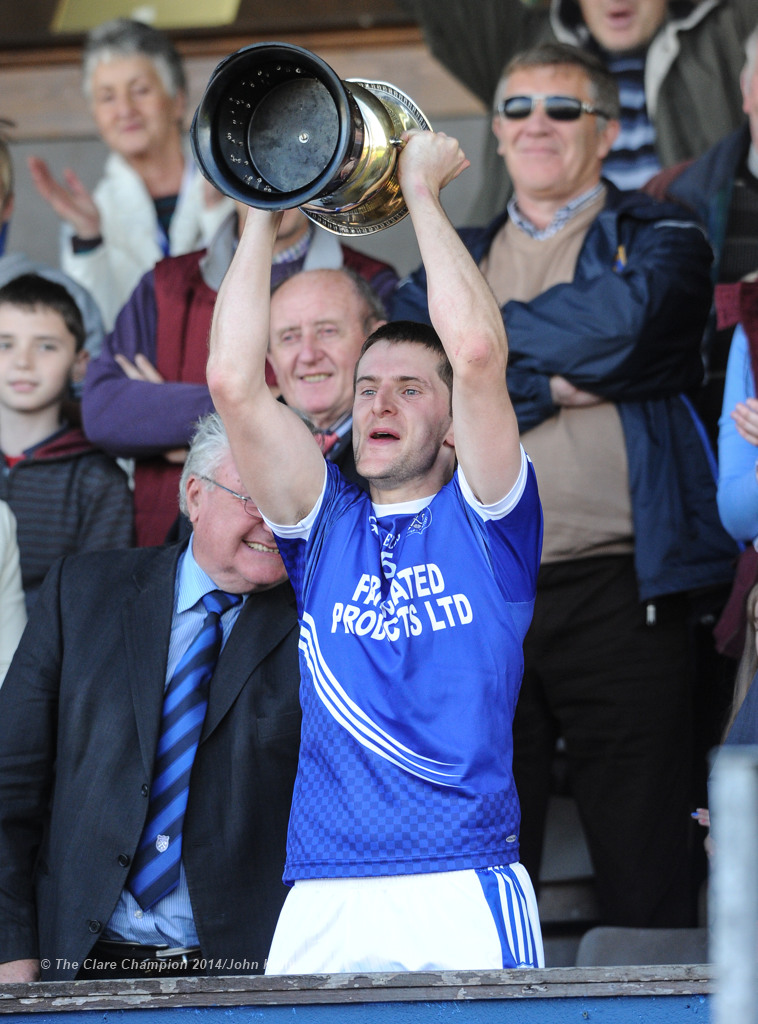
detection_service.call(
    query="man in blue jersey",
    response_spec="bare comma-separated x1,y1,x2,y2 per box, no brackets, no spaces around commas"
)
207,129,544,974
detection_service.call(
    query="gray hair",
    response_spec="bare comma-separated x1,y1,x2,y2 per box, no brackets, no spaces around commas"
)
178,412,232,516
744,23,758,83
496,42,621,129
82,18,186,101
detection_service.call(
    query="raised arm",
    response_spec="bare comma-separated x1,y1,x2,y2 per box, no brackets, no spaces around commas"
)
398,131,522,504
206,209,326,524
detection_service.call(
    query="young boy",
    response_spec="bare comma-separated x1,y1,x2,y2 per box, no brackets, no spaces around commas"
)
0,134,105,388
0,273,132,607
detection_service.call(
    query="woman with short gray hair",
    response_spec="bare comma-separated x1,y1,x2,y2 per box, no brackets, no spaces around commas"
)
27,17,233,329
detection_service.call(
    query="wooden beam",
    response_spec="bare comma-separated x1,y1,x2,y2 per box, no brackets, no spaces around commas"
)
0,28,485,142
0,965,714,1014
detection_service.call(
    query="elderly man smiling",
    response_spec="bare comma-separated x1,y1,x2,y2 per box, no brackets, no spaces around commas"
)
0,412,301,982
81,208,394,546
267,268,386,488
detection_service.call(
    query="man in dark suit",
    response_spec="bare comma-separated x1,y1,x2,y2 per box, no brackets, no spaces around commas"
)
0,412,301,982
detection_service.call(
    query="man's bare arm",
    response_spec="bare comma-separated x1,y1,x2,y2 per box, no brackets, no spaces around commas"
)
206,208,327,524
398,131,522,504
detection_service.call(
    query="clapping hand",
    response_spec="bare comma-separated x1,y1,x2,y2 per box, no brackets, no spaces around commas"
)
27,156,101,240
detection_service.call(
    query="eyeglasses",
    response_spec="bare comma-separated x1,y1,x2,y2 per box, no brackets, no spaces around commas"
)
198,476,261,518
496,94,610,121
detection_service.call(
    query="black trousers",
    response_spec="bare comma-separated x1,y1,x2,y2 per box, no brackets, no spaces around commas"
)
513,555,694,927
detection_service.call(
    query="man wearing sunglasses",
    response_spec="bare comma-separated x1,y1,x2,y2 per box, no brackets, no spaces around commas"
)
392,43,737,931
0,411,301,981
400,0,752,218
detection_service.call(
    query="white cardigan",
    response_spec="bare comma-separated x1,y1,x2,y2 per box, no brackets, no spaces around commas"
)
60,141,234,329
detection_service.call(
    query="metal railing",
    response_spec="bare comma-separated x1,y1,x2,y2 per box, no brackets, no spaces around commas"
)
709,743,758,1024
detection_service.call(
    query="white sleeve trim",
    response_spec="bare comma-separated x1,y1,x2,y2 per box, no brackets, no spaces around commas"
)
261,463,328,541
457,446,530,521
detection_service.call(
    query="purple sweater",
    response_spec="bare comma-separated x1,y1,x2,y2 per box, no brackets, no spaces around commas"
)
81,267,214,457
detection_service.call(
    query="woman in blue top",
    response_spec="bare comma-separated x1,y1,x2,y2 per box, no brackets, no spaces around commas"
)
718,322,758,543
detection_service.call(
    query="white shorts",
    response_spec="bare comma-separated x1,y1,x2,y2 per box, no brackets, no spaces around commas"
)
265,863,544,975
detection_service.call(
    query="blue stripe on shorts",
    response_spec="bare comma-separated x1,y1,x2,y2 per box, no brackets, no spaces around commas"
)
476,864,539,968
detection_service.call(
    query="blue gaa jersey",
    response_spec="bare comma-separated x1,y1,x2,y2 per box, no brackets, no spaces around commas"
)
270,448,542,882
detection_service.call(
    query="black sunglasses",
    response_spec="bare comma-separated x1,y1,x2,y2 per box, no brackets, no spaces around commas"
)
496,94,610,122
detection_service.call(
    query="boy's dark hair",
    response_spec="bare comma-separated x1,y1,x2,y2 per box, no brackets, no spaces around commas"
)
0,274,86,350
358,321,453,400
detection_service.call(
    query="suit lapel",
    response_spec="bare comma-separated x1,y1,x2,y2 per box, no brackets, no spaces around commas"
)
201,582,298,742
123,545,183,776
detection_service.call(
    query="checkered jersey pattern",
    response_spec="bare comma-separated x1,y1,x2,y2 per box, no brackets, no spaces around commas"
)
275,462,542,882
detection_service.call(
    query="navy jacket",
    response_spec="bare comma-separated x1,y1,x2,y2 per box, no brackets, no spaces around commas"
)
392,183,737,600
665,123,750,284
664,123,751,372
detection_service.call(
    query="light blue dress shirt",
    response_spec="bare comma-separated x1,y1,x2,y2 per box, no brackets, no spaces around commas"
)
104,537,245,947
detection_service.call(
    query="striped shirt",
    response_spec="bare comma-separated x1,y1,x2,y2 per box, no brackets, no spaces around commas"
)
601,50,661,191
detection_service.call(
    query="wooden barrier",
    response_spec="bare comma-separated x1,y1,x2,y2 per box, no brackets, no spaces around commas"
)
0,28,485,143
0,965,713,1022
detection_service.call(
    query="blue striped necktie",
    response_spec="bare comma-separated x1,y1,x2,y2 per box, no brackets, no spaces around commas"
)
128,589,242,911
